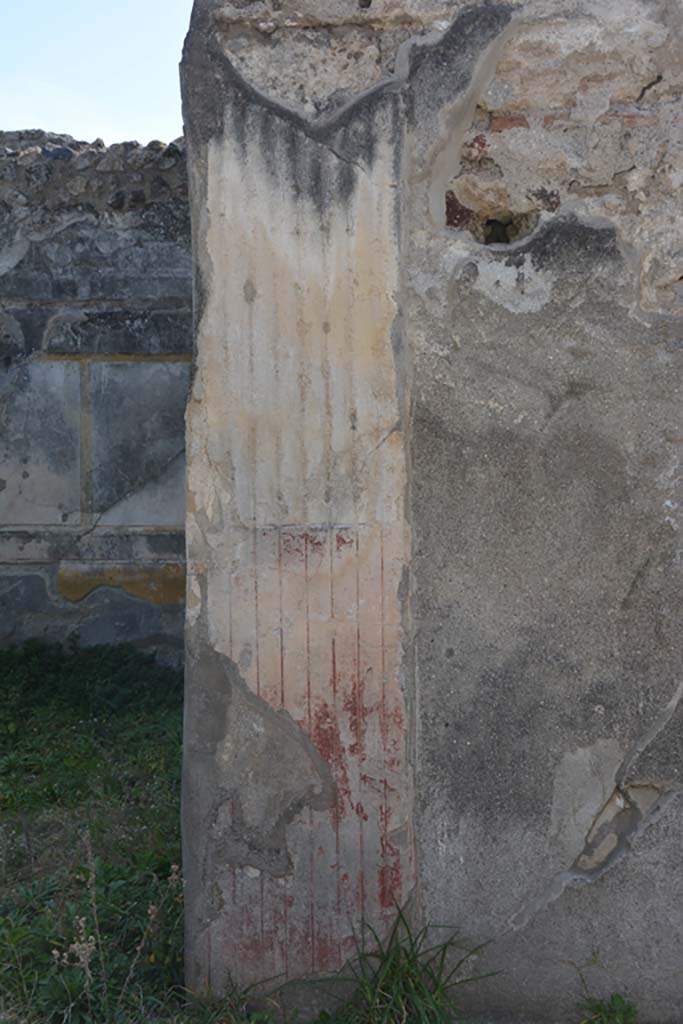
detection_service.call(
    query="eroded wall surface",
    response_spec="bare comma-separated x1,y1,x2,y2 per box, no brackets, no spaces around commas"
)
408,2,683,1021
0,132,191,657
183,1,682,1020
181,0,424,992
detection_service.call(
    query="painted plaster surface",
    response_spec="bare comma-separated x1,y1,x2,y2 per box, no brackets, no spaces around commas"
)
0,132,191,655
183,0,683,1019
182,20,416,985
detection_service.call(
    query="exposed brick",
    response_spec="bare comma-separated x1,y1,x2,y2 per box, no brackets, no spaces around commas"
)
490,112,529,131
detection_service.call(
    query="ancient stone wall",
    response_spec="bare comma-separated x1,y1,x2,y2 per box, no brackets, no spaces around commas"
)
407,3,683,1020
182,1,683,1020
0,131,191,658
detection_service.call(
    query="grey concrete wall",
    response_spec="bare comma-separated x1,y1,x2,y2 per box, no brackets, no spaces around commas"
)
181,2,683,1021
0,131,191,657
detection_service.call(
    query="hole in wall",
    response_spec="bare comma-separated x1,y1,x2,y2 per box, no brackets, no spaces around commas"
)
441,104,555,246
482,212,539,245
445,192,540,245
483,219,510,244
359,0,373,7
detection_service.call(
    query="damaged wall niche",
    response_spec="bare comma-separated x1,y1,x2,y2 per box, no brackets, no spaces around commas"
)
183,0,682,1021
0,131,191,657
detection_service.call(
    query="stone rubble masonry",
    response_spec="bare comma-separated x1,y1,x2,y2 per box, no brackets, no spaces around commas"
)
182,0,683,1021
0,130,191,657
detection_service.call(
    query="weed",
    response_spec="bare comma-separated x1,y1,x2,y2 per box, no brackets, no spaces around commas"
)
315,906,493,1024
568,952,639,1024
578,993,639,1024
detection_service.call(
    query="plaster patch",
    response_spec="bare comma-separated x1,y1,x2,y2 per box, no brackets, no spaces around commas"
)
469,252,554,313
549,739,624,866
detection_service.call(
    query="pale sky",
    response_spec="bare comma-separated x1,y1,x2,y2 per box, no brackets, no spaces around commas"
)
1,1,193,144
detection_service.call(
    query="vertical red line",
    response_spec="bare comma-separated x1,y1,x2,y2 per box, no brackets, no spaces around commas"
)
253,530,263,964
253,530,261,698
305,533,312,733
329,524,335,620
359,812,366,926
331,634,338,712
380,525,387,744
228,577,236,912
278,528,285,707
355,527,365,923
330,532,341,923
278,528,288,974
383,778,389,916
355,528,362,751
380,526,388,911
305,532,315,971
331,636,341,919
248,249,256,542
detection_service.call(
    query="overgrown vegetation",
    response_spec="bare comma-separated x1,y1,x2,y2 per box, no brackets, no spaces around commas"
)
0,640,186,1022
0,641,640,1024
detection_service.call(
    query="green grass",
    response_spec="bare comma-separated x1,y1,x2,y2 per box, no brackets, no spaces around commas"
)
0,639,186,1023
0,640,639,1024
0,640,489,1024
316,908,493,1024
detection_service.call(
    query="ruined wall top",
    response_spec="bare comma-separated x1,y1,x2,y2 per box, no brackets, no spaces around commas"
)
0,130,187,213
0,129,190,656
184,0,683,313
190,0,480,117
188,0,683,123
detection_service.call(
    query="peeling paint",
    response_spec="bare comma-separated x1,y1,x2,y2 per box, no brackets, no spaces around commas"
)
508,678,683,934
469,251,554,313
